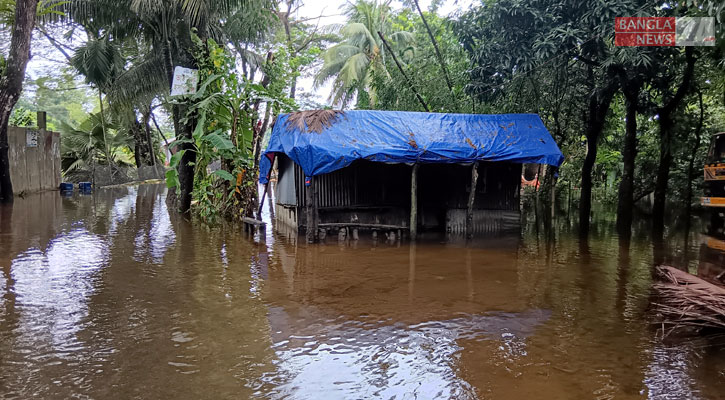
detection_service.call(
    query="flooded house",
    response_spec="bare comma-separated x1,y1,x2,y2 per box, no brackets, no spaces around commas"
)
259,110,563,241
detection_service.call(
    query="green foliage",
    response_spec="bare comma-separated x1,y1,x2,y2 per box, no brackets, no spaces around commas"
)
13,67,96,130
365,8,471,113
452,0,725,215
314,0,414,108
0,0,67,26
59,111,134,181
9,106,34,126
165,36,295,222
71,38,124,90
164,150,185,189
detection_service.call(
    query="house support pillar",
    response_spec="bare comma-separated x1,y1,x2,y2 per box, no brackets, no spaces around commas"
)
466,162,479,238
410,163,419,241
305,176,318,243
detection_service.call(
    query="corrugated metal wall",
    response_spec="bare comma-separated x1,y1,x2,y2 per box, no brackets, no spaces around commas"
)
446,209,521,234
279,159,522,232
295,161,411,209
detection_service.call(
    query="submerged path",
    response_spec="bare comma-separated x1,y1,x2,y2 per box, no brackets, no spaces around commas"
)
0,183,723,399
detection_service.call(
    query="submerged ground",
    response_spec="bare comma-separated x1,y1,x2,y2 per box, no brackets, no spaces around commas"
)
0,183,724,399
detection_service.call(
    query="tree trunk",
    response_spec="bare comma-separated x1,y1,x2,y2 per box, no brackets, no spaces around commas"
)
616,79,641,238
652,47,696,235
412,0,453,93
0,0,39,202
164,19,200,213
685,91,704,223
378,31,430,112
173,104,196,213
652,114,674,235
579,82,617,237
98,89,113,183
289,76,297,99
579,137,596,235
130,116,145,167
133,142,142,168
142,108,156,166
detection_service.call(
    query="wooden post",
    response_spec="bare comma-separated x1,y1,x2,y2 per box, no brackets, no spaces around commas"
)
410,164,419,241
534,163,541,205
36,111,46,131
408,242,416,301
550,170,556,221
305,176,316,243
313,177,319,241
568,180,572,218
466,162,479,238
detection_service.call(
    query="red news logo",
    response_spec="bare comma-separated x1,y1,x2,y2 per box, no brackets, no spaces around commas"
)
615,17,676,46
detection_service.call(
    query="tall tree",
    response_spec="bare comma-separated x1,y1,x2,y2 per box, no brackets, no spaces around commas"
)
370,7,471,113
0,0,39,202
652,47,696,235
71,37,125,176
579,65,619,236
58,0,272,212
616,70,643,238
314,0,413,108
455,0,649,236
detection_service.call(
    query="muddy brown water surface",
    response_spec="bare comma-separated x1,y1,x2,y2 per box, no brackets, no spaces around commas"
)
1,183,724,399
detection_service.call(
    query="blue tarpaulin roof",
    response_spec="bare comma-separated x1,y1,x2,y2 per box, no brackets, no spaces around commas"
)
259,110,564,184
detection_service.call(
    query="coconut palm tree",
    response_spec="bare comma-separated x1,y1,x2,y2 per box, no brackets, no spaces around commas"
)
70,37,125,176
59,112,134,182
314,0,413,108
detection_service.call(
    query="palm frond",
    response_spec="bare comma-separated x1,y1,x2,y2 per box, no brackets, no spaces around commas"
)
322,43,362,64
390,31,414,47
236,46,265,73
47,0,141,39
223,0,275,45
338,52,369,87
108,51,168,107
71,37,124,88
341,22,377,50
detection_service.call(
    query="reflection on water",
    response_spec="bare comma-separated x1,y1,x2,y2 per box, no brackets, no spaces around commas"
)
0,183,723,399
261,308,548,399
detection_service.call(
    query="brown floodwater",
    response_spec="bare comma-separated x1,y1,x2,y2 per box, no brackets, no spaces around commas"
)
1,183,724,399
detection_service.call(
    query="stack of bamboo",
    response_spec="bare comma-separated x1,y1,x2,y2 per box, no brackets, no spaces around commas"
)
654,266,725,333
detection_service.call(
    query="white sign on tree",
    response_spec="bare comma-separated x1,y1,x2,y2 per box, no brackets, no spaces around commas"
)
170,66,199,96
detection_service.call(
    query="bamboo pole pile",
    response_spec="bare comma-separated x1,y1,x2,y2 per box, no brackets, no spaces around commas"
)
653,266,725,333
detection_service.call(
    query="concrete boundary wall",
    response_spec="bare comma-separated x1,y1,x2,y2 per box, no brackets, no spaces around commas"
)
8,125,61,194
